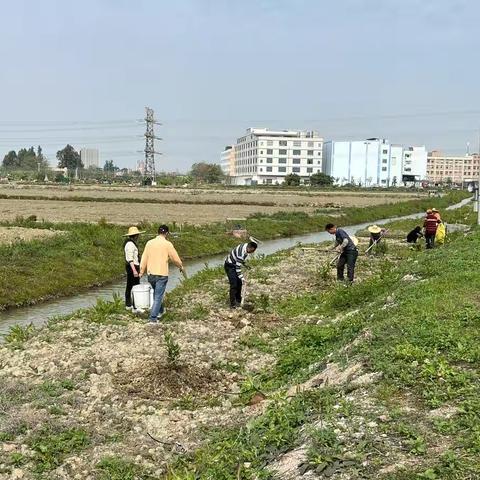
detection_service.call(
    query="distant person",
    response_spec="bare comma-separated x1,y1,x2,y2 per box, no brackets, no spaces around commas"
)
424,210,441,249
224,241,258,308
432,208,441,221
123,226,144,310
140,224,184,324
325,223,358,283
406,226,423,244
367,225,385,248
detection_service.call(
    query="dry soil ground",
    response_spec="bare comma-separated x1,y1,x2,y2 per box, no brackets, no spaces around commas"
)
0,227,63,245
0,185,424,225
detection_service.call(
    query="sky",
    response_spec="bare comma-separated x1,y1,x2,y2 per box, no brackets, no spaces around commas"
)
1,0,480,171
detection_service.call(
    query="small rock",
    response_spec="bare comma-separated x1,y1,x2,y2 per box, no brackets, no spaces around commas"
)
11,469,25,479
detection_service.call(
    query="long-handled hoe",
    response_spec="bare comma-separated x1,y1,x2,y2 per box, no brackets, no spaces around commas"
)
240,270,248,308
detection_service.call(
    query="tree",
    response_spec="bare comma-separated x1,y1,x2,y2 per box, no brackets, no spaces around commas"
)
2,146,49,170
103,160,117,172
2,151,19,168
57,145,82,175
190,163,224,184
284,173,301,186
309,172,334,187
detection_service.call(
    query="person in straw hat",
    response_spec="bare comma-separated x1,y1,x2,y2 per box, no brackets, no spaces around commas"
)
325,223,359,283
367,225,385,249
123,226,145,310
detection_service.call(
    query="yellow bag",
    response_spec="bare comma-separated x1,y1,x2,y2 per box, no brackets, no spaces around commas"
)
436,223,446,245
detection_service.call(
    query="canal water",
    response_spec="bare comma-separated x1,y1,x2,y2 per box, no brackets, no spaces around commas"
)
0,196,471,336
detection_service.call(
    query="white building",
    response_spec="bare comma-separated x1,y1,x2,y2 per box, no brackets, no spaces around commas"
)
220,145,235,178
322,139,427,187
80,148,99,168
231,128,323,185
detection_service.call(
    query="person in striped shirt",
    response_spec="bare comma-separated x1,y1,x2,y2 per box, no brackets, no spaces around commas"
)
224,241,258,308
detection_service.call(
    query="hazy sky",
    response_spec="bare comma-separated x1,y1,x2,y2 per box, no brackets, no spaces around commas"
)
1,0,479,170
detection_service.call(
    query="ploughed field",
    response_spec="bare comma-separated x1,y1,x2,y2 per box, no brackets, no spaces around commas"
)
0,185,425,225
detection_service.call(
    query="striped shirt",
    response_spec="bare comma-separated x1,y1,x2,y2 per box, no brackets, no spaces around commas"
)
225,243,249,279
424,214,440,235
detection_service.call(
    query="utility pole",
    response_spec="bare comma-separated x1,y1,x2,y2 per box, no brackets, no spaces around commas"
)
144,107,162,186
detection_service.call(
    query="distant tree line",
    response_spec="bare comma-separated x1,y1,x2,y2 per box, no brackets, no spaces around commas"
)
2,146,48,170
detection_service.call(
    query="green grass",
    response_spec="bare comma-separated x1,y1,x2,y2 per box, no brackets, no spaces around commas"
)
28,427,90,473
96,456,154,480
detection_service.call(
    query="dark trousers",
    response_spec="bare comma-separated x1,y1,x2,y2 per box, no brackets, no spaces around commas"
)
337,249,358,282
425,233,436,249
224,263,243,307
125,263,140,307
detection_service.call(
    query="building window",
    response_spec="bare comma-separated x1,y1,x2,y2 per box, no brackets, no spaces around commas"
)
382,149,388,154
260,168,263,172
382,159,388,164
278,166,286,172
318,152,321,156
292,167,300,173
308,141,314,147
266,166,272,172
279,140,287,146
278,158,286,164
307,167,313,173
267,140,273,146
292,149,301,155
307,159,313,165
267,149,273,154
279,149,287,155
307,150,314,156
382,167,387,171
293,158,301,164
267,157,273,163
293,141,301,147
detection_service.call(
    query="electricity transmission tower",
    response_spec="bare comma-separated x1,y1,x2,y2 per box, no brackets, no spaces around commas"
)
144,107,162,184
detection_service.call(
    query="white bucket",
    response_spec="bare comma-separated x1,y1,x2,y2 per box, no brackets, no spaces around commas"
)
131,284,152,311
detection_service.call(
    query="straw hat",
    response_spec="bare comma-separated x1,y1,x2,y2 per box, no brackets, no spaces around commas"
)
123,226,145,237
426,209,433,214
432,208,439,212
368,225,382,234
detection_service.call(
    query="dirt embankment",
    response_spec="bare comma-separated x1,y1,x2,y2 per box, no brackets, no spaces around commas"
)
0,227,64,246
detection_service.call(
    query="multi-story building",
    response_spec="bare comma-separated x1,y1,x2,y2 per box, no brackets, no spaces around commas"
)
80,148,100,168
426,150,480,185
220,145,235,179
231,128,323,185
322,138,427,187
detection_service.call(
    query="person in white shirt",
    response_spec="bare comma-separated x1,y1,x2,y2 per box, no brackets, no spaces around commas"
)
123,226,145,310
